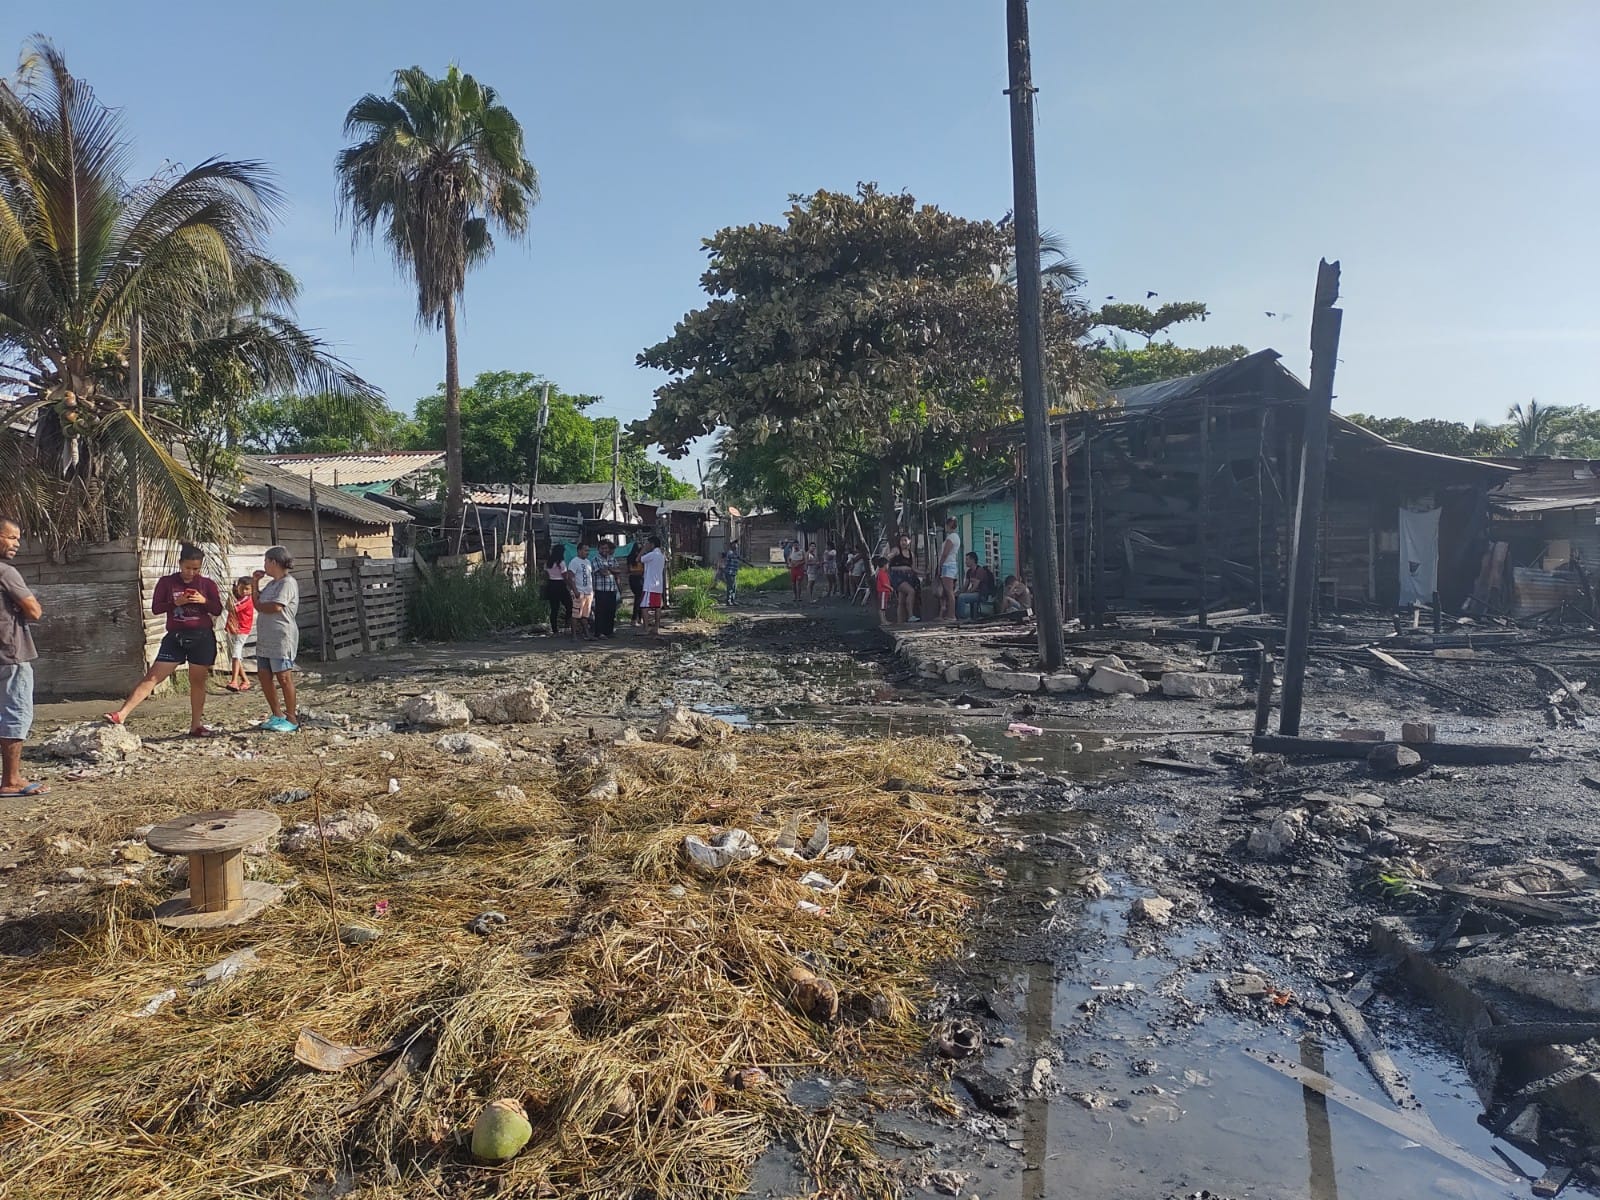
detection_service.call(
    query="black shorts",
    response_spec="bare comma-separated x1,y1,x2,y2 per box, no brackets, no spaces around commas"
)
156,628,218,667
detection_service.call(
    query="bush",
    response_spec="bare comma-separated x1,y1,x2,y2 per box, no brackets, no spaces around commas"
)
410,567,546,641
674,586,719,621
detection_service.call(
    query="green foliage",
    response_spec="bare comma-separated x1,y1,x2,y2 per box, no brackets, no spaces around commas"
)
1092,342,1250,389
637,184,1091,516
673,586,719,621
1092,301,1210,343
337,63,540,536
675,565,789,592
1506,399,1568,457
1343,413,1510,457
242,393,419,454
409,568,545,640
0,39,377,554
410,370,695,495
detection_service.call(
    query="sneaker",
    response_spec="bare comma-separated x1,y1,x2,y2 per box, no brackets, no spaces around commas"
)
263,716,299,733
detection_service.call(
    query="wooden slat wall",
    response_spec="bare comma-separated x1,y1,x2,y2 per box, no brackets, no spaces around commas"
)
13,538,146,698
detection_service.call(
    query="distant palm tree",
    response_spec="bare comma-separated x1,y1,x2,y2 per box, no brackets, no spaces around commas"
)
1507,399,1568,457
337,65,539,549
0,39,376,550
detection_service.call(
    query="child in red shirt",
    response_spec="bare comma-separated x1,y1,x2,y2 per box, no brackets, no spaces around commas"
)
872,556,892,625
225,577,256,692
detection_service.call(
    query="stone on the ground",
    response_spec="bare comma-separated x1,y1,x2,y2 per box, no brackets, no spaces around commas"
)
1078,871,1113,898
1247,808,1308,858
467,683,553,725
980,668,1042,693
436,732,505,764
1043,672,1083,694
42,721,142,763
1088,666,1149,696
656,704,734,746
280,807,381,853
1159,671,1244,699
943,662,977,684
400,691,470,729
1064,657,1102,678
1131,895,1174,926
1091,654,1127,672
1369,742,1423,775
955,1067,1022,1117
1401,721,1437,744
492,785,528,803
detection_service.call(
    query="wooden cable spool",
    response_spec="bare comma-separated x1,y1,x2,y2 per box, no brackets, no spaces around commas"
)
146,809,285,928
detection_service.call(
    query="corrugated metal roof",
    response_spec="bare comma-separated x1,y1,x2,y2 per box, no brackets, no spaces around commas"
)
259,451,444,487
1111,348,1300,411
1487,457,1600,502
1492,496,1600,515
229,458,411,527
467,482,626,505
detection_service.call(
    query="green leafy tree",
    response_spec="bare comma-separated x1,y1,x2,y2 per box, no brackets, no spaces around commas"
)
337,65,539,547
637,184,1091,526
241,393,417,454
1343,414,1510,457
0,40,376,553
1092,300,1211,344
411,370,694,498
1093,342,1249,389
1551,407,1600,459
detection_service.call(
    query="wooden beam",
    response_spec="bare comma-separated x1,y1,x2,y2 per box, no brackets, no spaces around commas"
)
1244,1048,1522,1188
1251,734,1534,765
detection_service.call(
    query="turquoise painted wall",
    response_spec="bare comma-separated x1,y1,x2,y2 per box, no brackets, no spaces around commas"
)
944,497,1019,583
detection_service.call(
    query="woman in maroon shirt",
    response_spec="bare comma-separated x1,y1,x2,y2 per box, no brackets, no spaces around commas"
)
106,545,224,736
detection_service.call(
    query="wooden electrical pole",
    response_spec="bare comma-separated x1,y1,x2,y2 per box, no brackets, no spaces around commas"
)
1277,259,1344,736
1006,0,1064,670
128,311,143,541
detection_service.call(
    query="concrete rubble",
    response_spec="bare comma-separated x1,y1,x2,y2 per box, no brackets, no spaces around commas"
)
41,721,142,763
400,691,471,729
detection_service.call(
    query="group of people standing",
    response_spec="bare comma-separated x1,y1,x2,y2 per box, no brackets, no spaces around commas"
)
867,518,1033,625
0,518,304,797
542,536,667,639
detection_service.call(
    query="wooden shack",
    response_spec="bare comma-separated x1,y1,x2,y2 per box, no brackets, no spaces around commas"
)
974,350,1514,618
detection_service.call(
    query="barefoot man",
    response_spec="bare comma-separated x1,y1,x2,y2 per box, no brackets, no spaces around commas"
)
0,517,45,797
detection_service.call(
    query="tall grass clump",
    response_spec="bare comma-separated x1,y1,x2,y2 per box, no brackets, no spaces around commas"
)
674,586,719,621
410,568,546,640
676,565,790,593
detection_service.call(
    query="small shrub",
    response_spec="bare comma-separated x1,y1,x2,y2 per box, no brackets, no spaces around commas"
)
674,586,718,621
677,565,791,593
410,568,546,641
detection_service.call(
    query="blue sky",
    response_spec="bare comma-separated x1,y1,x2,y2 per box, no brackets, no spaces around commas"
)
11,1,1598,471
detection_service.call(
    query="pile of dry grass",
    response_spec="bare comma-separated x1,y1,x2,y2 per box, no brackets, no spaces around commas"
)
0,729,988,1200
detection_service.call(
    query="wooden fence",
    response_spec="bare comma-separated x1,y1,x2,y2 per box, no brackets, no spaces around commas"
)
315,557,415,660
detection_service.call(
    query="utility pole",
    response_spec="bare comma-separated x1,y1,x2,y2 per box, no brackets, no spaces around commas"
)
1277,259,1343,736
609,422,621,520
128,311,143,541
1005,0,1064,670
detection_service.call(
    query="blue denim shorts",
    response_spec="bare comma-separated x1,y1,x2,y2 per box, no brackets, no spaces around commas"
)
0,661,34,740
256,656,296,674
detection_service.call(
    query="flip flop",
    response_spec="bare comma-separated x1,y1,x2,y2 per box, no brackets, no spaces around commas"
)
224,683,243,693
0,782,49,797
188,726,219,738
103,712,124,725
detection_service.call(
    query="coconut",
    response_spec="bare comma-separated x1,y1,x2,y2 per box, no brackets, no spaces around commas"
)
786,965,839,1022
471,1097,532,1162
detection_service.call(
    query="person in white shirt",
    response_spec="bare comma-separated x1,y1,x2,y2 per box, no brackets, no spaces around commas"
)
936,517,962,622
566,541,596,639
640,535,667,636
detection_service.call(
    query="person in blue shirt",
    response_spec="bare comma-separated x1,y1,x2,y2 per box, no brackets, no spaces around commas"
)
723,541,743,605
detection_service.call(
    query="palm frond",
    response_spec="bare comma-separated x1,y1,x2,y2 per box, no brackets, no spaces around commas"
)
97,407,228,543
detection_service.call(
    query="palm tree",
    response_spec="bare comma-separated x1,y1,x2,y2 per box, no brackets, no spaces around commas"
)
1507,399,1568,457
337,65,539,549
0,39,378,551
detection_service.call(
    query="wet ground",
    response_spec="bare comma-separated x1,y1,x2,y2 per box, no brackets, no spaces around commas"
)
5,595,1596,1197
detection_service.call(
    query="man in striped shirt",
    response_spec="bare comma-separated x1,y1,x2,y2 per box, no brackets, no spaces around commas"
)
723,541,742,606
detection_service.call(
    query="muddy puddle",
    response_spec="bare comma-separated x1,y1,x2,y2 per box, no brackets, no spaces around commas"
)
747,679,1556,1199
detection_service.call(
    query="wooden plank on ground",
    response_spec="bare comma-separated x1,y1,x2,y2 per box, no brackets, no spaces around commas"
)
1251,734,1534,765
1408,879,1583,924
1322,987,1433,1124
1367,647,1413,673
1243,1048,1522,1188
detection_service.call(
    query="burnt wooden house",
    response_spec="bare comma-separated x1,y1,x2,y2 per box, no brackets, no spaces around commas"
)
1012,350,1513,617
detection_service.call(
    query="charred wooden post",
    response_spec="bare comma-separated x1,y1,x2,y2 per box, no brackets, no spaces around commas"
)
1278,260,1344,736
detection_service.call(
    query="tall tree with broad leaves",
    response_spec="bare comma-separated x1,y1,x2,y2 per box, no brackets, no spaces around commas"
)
0,39,377,554
637,184,1090,529
337,65,539,550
